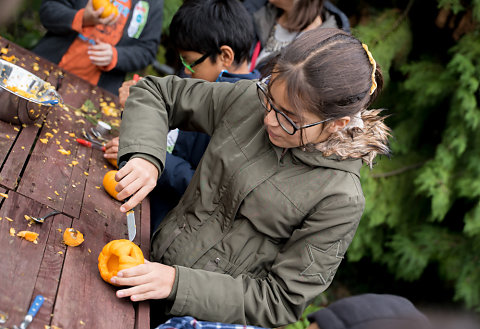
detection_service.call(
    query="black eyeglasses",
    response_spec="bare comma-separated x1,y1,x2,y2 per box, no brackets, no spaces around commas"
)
256,79,332,135
180,53,210,73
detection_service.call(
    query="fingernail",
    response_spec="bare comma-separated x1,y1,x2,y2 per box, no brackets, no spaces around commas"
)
117,291,124,297
110,277,116,284
120,206,125,212
117,271,123,277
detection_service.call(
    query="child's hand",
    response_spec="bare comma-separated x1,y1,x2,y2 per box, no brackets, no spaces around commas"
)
119,79,138,107
104,137,119,160
83,0,118,26
115,158,158,212
88,41,114,67
111,260,176,301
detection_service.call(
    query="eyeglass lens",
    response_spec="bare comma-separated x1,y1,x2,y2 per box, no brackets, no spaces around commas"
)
257,85,296,134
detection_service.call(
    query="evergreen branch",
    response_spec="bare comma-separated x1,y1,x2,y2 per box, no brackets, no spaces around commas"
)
371,0,415,46
370,160,429,178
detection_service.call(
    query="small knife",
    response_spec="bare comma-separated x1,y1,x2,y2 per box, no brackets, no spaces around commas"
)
13,295,44,329
119,161,136,241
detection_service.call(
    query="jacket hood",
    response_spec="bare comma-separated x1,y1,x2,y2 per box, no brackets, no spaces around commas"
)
315,109,391,168
283,109,390,175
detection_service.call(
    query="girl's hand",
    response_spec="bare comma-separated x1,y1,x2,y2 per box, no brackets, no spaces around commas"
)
104,137,119,160
89,41,114,67
111,260,176,301
115,157,158,212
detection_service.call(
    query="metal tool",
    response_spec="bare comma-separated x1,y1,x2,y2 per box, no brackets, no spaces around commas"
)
76,138,106,151
81,129,104,146
119,161,136,241
13,295,44,329
90,121,111,142
28,210,60,224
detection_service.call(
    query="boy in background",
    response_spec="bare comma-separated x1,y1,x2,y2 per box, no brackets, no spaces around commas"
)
105,0,259,231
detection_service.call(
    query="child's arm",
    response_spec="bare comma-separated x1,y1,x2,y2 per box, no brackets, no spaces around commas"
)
112,194,363,327
116,76,252,211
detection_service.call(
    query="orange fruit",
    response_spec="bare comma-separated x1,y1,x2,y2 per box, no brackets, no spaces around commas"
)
63,228,84,247
92,0,119,18
98,239,144,285
107,158,118,168
103,170,120,200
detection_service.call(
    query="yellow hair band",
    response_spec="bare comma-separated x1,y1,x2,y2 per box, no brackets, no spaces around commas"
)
362,43,377,95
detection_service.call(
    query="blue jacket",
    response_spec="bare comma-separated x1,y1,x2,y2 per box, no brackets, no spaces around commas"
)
150,70,261,231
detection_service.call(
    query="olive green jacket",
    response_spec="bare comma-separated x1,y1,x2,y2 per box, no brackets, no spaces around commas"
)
119,76,366,327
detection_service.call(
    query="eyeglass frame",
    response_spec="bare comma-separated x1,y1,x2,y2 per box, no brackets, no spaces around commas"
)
179,53,211,74
256,79,333,135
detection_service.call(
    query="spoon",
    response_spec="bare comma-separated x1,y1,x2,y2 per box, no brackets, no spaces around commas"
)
28,210,61,224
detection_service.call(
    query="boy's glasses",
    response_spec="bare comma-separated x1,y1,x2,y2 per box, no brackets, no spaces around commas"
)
256,79,332,135
180,53,210,73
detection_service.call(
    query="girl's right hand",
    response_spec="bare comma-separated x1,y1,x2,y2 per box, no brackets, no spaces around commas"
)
115,158,158,212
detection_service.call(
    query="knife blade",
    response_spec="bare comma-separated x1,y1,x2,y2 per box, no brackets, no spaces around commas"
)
119,161,136,241
127,209,136,241
14,295,44,329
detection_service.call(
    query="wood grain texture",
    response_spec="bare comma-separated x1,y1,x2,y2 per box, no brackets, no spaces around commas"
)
30,212,72,329
0,191,64,329
51,207,135,329
0,122,41,189
0,121,18,177
1,38,149,329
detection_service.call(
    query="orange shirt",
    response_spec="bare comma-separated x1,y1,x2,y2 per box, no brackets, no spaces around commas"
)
59,0,132,86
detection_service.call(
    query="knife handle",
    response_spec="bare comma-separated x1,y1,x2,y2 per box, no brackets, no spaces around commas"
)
27,295,44,317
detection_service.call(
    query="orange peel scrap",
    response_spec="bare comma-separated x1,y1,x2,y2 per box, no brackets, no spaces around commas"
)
17,230,39,243
63,228,84,246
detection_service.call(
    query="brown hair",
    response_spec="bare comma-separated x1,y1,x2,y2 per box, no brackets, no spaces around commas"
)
264,28,383,124
282,0,324,32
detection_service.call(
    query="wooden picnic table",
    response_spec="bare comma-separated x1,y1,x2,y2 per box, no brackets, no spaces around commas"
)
0,36,151,329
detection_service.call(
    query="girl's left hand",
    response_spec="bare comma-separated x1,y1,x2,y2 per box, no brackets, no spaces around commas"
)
88,41,114,67
111,260,176,301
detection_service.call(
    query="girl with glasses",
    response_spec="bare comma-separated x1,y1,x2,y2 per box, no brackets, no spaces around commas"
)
112,28,391,328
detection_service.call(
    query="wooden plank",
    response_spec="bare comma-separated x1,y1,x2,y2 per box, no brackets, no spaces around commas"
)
51,207,136,329
16,74,95,214
0,121,18,172
0,37,56,81
0,122,41,189
61,143,90,218
0,191,65,329
30,213,72,329
0,36,8,48
81,147,132,241
16,115,89,213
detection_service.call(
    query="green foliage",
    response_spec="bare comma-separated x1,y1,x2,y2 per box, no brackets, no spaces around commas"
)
284,304,323,329
437,0,465,14
0,0,45,49
162,0,183,35
349,0,480,312
353,9,412,85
